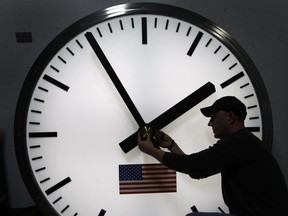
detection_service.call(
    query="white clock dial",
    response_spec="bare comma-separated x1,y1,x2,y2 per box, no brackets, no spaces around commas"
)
15,3,272,216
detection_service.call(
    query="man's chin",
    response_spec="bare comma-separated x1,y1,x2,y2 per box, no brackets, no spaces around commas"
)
213,133,222,139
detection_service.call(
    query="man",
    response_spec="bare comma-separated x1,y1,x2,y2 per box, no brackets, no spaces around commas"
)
138,96,288,216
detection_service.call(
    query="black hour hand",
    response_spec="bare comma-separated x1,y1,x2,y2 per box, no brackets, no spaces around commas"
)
120,82,216,153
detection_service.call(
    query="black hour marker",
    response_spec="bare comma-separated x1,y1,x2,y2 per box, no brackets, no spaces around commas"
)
31,110,41,114
61,205,70,213
50,65,59,72
98,209,106,216
108,23,113,33
244,94,254,99
191,205,199,212
229,63,237,70
222,54,230,62
186,26,191,36
218,207,225,214
34,98,44,103
58,56,66,64
240,83,250,88
40,177,50,184
220,72,245,88
43,74,69,91
45,177,71,195
29,121,40,125
53,196,62,204
206,38,212,47
38,86,48,92
35,167,46,172
249,116,259,120
131,18,134,28
214,46,221,54
66,47,74,56
154,18,157,28
176,22,180,32
165,19,169,30
142,17,147,44
29,145,40,149
187,31,203,56
119,20,123,30
32,156,43,161
246,127,260,132
248,105,257,109
97,27,102,37
29,132,57,138
76,39,83,48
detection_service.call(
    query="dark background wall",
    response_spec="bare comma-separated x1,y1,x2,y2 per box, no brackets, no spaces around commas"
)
0,0,287,209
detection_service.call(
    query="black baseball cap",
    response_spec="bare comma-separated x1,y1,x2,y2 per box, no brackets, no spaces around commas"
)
200,96,247,120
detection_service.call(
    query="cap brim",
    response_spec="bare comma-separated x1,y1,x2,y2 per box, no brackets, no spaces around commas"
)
200,106,213,117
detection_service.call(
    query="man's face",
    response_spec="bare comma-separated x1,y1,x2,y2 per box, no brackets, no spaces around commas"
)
208,110,231,139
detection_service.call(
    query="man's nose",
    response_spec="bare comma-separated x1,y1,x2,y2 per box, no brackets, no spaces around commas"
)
208,119,212,126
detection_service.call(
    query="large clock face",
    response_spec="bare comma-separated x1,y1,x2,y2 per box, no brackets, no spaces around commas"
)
15,3,272,216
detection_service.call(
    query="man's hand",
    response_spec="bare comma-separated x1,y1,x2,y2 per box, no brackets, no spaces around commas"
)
137,132,165,162
138,132,156,154
153,130,174,149
154,130,186,155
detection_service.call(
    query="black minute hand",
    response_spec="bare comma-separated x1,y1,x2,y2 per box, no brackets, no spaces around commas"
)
119,82,216,153
85,32,145,127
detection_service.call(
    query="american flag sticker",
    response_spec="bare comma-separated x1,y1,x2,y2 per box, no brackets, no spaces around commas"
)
119,163,177,194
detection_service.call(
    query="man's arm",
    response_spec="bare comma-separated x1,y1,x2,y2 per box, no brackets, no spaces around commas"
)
137,130,185,162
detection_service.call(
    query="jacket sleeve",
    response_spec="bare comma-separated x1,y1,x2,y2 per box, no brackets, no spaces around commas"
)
162,138,245,179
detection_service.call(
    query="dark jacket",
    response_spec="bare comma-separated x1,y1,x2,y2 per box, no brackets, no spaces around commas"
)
162,128,288,216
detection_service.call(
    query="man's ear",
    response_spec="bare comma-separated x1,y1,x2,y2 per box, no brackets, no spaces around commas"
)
227,112,237,125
